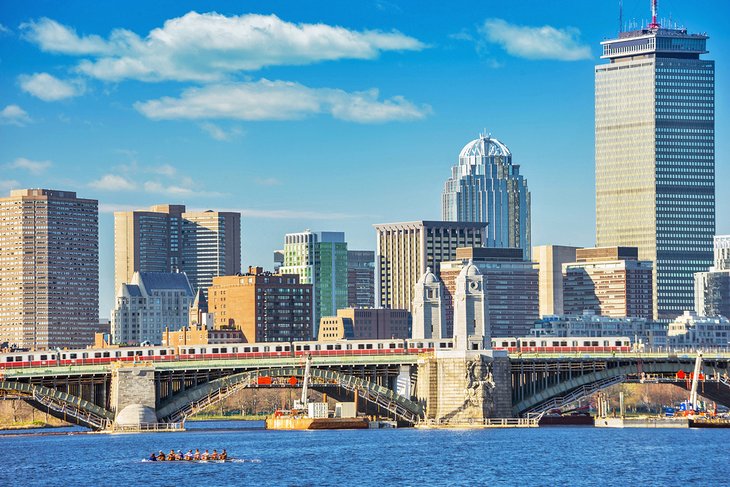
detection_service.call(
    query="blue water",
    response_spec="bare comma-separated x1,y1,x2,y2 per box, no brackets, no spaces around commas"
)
0,421,728,486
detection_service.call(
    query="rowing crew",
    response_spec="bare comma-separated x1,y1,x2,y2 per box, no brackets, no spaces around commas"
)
149,449,228,461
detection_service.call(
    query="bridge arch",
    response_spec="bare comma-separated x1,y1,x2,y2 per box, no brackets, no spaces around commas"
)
0,380,114,430
156,367,423,425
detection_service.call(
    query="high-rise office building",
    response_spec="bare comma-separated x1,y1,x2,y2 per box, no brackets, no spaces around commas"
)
208,267,312,342
440,247,539,338
374,221,486,311
0,189,98,349
563,247,654,320
595,8,715,320
347,250,375,308
114,205,240,295
280,231,348,337
533,245,581,317
442,134,531,259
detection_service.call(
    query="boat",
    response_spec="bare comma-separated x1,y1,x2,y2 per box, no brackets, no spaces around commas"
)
265,356,369,430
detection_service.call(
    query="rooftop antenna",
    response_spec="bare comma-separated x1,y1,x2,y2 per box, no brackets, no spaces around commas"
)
648,0,660,29
619,0,623,33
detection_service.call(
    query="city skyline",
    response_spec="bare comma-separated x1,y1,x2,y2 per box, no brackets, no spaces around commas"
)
1,1,728,317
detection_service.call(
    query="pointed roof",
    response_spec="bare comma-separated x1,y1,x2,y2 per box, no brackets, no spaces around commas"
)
191,288,208,312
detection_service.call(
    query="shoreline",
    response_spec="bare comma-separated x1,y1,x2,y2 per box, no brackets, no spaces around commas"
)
0,421,71,431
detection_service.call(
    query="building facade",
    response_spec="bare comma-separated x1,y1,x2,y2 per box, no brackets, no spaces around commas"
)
694,235,730,318
347,250,375,308
533,245,581,317
208,267,312,342
442,134,531,259
595,17,715,320
452,261,490,350
114,205,240,296
440,247,539,338
374,221,486,311
111,272,194,345
281,231,348,338
411,268,448,340
563,247,654,319
668,311,730,348
0,189,98,350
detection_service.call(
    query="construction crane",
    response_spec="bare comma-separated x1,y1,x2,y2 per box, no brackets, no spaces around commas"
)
689,351,703,412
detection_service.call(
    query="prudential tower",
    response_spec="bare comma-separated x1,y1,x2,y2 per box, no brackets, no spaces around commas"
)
442,133,531,259
595,1,715,320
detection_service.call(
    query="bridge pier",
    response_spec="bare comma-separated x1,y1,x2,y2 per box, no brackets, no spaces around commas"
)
416,350,512,425
110,366,159,428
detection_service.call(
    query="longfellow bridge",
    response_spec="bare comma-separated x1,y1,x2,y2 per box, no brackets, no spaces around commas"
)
1,350,729,430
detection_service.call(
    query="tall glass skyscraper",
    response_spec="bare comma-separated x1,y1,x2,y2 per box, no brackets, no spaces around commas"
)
595,15,715,320
442,134,531,259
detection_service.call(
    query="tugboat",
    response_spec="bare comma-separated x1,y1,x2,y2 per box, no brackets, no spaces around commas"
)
265,356,369,430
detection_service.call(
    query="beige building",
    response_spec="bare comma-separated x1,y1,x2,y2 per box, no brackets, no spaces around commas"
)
162,325,245,347
317,317,354,341
114,205,240,296
533,245,581,317
563,247,653,319
209,267,312,342
374,221,486,311
0,189,98,349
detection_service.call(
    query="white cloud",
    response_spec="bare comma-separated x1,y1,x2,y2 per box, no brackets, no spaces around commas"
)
7,157,52,174
0,23,11,35
0,105,32,126
148,164,177,177
255,177,282,187
18,72,85,101
0,179,21,192
89,174,136,191
199,122,243,141
135,79,430,123
480,19,591,61
21,13,425,82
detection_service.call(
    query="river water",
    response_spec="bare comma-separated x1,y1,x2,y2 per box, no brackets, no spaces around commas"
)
0,421,727,486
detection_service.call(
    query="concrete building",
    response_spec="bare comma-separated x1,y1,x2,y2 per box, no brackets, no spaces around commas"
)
317,317,355,341
442,133,531,259
668,311,730,348
114,205,240,296
374,220,486,311
530,312,667,348
111,272,194,345
453,260,490,350
335,308,410,340
0,189,98,350
411,268,448,340
208,267,312,343
440,247,539,338
595,11,715,320
347,250,375,308
563,247,653,319
281,230,348,338
162,325,245,347
694,235,730,318
533,245,580,317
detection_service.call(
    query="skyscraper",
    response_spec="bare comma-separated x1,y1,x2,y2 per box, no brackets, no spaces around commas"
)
0,189,98,349
347,250,375,308
114,205,240,295
595,7,715,320
374,221,486,311
533,245,581,317
442,134,531,258
281,230,348,337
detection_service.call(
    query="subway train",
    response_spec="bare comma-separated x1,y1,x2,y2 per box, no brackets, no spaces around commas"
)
0,336,632,369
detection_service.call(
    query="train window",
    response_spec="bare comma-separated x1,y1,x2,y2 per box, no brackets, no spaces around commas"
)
572,341,578,347
94,353,102,358
603,341,609,347
221,348,228,353
159,350,167,356
232,347,238,353
366,344,373,350
582,341,590,347
358,344,365,350
212,348,219,354
283,346,290,351
264,346,270,352
135,351,143,356
103,352,110,358
70,353,78,359
389,343,396,349
275,346,282,352
243,347,251,353
146,350,153,356
560,342,567,347
427,342,434,349
40,354,47,361
527,342,534,347
346,344,353,350
81,353,88,359
615,341,622,347
303,345,311,351
5,357,13,363
326,345,333,350
314,345,321,351
115,352,122,358
540,342,546,347
448,342,453,348
377,343,383,349
591,341,598,347
200,348,207,354
334,345,342,350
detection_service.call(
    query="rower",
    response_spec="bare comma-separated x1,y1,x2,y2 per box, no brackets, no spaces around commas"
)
176,450,183,460
201,449,210,460
157,451,166,461
193,449,201,460
220,449,227,461
211,450,219,460
184,450,193,461
148,453,157,462
167,449,176,461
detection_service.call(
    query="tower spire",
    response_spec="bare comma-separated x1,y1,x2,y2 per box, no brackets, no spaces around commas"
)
648,0,660,29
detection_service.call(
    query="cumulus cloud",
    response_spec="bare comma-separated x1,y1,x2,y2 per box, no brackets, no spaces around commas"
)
7,157,52,174
21,13,425,82
135,79,430,123
89,174,136,191
199,122,243,141
0,23,11,35
480,19,591,61
0,105,32,126
89,164,223,198
18,72,85,101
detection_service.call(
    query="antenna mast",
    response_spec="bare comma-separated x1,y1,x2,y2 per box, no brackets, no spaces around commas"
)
648,0,660,29
619,0,623,33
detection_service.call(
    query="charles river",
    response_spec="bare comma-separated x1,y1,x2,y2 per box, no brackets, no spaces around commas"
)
0,421,727,486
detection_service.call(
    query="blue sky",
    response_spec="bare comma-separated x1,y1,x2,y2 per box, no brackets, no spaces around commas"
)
1,0,728,317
